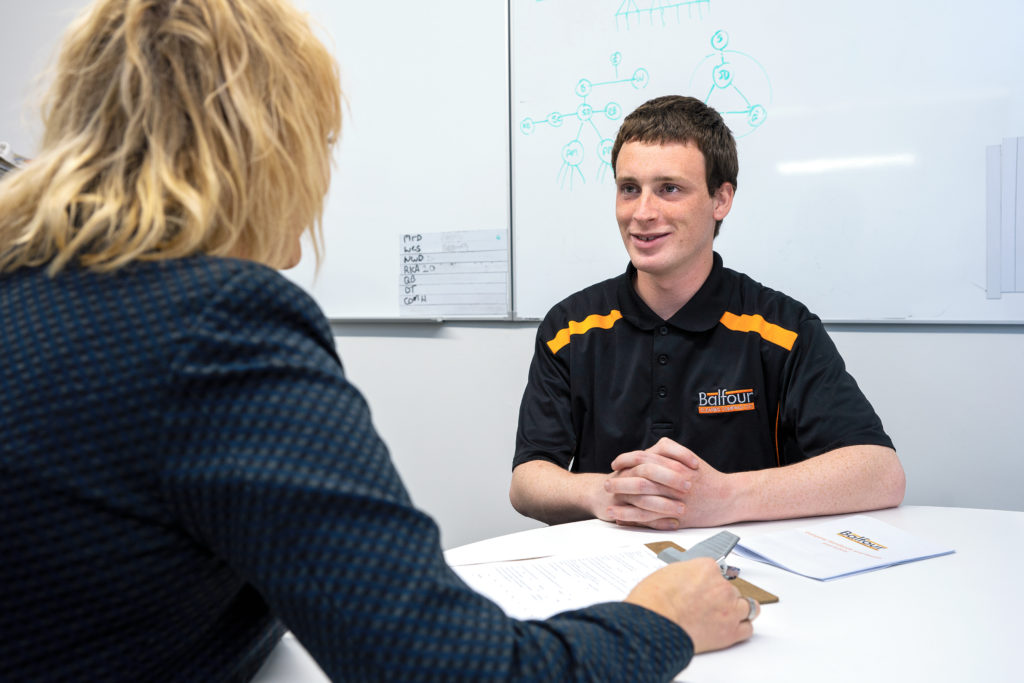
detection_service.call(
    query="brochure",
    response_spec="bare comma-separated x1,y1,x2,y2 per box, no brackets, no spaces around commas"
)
733,514,955,581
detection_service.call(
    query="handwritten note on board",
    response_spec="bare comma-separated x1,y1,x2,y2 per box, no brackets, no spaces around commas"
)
399,229,509,318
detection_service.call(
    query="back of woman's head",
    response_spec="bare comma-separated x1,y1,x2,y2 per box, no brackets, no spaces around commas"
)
0,0,342,273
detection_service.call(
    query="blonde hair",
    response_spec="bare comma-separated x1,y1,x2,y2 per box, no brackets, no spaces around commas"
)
0,0,341,274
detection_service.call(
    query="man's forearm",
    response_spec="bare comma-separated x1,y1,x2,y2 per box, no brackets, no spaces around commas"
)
728,445,905,522
509,460,610,525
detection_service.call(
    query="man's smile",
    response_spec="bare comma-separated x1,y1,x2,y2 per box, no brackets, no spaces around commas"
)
632,233,668,244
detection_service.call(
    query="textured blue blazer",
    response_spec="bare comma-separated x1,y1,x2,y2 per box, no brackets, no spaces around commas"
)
0,256,691,681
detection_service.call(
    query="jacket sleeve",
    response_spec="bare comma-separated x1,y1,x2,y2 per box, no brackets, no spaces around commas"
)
159,267,692,682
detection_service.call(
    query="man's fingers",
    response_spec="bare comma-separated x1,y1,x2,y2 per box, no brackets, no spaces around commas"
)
605,473,688,499
606,497,685,522
610,450,662,471
649,437,701,469
611,449,685,472
611,442,700,472
608,462,693,494
615,517,685,531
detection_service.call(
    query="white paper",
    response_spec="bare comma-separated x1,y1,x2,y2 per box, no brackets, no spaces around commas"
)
399,229,509,317
734,515,955,581
450,546,666,620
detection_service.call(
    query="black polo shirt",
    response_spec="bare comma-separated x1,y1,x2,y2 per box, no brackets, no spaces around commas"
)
513,252,894,475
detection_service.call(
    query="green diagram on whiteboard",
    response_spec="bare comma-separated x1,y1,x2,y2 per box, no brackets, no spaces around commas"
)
519,52,650,189
616,0,711,29
690,30,772,137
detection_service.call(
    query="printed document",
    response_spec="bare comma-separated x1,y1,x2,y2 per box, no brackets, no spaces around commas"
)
734,514,954,581
450,546,665,620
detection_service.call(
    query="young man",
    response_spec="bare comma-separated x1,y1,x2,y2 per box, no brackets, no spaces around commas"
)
510,95,905,531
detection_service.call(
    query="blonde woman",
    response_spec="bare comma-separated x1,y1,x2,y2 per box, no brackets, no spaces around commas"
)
0,1,755,680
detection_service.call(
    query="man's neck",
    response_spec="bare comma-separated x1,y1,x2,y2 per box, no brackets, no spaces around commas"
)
633,254,714,321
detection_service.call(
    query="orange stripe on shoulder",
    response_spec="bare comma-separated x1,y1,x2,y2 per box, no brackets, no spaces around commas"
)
719,312,798,351
546,310,623,354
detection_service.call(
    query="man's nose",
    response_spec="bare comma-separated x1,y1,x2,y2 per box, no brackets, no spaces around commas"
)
634,190,658,221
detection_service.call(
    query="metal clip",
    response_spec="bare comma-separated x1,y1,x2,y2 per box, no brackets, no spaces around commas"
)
657,530,741,579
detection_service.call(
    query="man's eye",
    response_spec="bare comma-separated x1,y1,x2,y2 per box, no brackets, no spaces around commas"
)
619,185,639,194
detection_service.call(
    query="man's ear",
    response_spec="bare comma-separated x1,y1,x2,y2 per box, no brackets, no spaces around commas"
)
712,182,735,222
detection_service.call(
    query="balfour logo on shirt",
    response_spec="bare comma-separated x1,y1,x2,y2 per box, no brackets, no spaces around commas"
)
697,387,756,414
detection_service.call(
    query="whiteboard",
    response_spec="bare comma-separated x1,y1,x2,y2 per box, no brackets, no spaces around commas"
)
285,0,512,319
510,0,1024,322
0,0,512,321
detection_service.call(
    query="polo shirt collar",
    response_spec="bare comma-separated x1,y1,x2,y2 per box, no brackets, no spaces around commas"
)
616,252,729,332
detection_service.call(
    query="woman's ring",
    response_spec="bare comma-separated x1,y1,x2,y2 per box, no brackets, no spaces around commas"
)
743,596,758,621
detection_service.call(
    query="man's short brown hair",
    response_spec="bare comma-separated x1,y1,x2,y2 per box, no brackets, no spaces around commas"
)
611,96,738,235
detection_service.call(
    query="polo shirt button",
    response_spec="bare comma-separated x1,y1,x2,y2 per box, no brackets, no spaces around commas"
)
658,354,669,365
659,326,669,335
657,386,668,398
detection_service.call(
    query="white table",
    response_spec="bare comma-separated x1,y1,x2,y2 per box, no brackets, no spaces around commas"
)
255,506,1023,682
445,505,1024,682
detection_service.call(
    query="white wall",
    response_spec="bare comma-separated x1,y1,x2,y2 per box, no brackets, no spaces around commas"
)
335,323,1024,549
331,324,546,550
0,0,74,155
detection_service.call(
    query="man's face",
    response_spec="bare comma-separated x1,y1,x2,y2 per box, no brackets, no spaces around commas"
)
615,140,733,284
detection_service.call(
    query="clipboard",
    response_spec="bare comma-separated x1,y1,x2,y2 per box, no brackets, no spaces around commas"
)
645,541,779,604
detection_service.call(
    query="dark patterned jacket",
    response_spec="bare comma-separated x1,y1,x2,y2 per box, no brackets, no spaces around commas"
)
0,256,690,681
